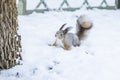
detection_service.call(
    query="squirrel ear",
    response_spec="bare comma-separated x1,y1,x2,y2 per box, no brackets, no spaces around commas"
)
63,27,72,34
59,23,67,30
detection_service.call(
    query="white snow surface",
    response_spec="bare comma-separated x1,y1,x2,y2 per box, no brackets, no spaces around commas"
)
0,9,120,80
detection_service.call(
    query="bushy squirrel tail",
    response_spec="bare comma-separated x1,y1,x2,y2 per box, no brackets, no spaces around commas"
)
76,15,93,40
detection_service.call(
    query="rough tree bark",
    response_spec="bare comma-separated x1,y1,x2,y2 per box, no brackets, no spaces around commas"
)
0,0,22,70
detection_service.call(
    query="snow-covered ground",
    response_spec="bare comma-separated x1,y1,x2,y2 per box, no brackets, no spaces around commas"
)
0,9,120,80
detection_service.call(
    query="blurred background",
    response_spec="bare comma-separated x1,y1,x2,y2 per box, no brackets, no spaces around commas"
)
17,0,119,15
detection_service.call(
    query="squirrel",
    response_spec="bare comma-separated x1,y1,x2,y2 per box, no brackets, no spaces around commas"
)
52,15,93,50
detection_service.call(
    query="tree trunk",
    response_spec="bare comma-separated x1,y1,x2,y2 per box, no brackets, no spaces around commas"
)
0,0,22,70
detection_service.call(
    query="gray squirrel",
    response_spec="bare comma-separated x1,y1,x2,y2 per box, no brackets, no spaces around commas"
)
52,15,93,50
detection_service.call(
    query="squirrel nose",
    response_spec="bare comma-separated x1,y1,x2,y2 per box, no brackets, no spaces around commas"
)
55,34,57,37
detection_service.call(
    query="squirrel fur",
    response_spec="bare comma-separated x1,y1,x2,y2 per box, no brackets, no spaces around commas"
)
53,15,93,50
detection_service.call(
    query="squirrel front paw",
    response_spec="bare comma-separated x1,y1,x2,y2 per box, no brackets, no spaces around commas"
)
52,39,58,46
53,42,57,46
63,44,71,50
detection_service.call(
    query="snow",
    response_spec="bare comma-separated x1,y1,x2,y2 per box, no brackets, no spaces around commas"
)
1,7,120,80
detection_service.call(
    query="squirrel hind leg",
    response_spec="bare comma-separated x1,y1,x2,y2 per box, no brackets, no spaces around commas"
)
73,36,80,47
73,43,80,47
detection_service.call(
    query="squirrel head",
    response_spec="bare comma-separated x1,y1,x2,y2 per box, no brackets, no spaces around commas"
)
55,23,72,40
